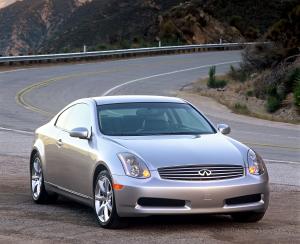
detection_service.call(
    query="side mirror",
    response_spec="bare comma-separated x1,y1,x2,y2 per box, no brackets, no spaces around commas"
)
69,127,90,139
217,124,231,135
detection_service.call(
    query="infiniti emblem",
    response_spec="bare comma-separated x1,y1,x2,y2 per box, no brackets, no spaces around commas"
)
199,169,212,176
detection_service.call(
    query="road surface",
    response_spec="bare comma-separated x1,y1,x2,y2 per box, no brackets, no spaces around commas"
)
0,50,299,243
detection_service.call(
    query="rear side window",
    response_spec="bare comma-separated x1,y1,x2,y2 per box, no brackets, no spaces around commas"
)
55,103,91,131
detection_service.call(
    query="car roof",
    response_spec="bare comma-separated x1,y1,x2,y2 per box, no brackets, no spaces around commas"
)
92,95,186,105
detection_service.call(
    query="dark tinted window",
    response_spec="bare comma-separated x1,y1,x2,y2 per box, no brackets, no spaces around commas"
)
98,102,215,136
56,104,91,131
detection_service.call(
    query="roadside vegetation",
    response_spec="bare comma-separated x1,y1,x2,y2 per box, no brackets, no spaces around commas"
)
207,66,227,88
192,4,300,123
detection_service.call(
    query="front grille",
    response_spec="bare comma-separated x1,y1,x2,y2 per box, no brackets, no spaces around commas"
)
158,164,244,181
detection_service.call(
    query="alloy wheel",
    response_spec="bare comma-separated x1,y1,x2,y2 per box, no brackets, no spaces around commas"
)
95,176,113,223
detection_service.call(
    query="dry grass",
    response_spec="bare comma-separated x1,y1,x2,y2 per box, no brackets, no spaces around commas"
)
192,75,300,124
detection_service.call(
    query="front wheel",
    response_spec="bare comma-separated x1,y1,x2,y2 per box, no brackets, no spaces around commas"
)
30,152,58,204
94,170,125,229
231,211,265,222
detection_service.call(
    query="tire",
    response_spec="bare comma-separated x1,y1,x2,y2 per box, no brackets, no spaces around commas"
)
30,152,58,204
94,170,125,229
231,211,265,223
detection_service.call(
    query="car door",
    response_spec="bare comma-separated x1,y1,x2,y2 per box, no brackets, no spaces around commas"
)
53,103,95,197
44,106,70,187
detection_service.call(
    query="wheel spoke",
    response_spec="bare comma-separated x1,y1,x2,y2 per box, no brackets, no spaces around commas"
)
99,180,106,193
32,180,38,193
107,190,112,197
95,194,105,202
104,178,109,193
33,159,40,173
98,203,105,217
106,202,112,212
32,175,39,180
104,205,109,221
36,181,41,195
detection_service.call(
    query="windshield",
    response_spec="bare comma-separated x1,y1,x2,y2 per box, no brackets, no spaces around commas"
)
97,102,216,136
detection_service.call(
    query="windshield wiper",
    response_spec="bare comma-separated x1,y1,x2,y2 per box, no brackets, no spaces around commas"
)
105,131,213,136
146,132,212,135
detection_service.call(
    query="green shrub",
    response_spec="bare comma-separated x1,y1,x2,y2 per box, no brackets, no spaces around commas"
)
233,103,250,115
207,66,216,88
286,68,300,94
246,90,254,97
229,15,243,30
294,79,300,107
228,65,248,82
207,66,227,88
160,19,178,40
244,26,260,40
266,95,281,112
215,79,227,88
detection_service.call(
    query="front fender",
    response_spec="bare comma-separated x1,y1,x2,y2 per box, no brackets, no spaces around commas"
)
31,138,46,172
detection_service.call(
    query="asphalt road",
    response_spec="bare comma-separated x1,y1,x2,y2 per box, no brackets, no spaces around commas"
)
0,50,299,243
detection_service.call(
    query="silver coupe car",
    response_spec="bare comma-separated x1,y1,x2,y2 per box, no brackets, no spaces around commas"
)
30,95,269,228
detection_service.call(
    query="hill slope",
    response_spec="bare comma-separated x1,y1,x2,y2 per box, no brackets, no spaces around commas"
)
0,0,298,55
0,0,80,55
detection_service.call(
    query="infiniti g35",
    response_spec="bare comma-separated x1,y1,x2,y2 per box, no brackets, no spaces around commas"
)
30,95,269,228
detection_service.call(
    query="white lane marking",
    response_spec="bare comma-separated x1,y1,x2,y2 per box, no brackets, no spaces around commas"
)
234,130,300,139
264,159,300,165
0,126,33,135
102,60,240,96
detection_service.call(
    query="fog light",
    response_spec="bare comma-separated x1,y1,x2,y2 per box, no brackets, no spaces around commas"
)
143,169,150,178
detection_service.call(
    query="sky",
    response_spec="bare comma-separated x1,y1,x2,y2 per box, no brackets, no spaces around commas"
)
0,0,20,9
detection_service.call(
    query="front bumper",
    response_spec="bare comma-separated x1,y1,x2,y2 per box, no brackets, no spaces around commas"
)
112,170,269,217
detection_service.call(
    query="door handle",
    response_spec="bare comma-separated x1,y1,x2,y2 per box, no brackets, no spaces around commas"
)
56,139,63,147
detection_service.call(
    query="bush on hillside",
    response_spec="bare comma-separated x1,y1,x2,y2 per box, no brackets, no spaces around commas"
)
241,44,284,73
265,5,300,48
286,68,300,94
228,65,248,82
266,95,281,112
207,66,228,88
294,80,300,107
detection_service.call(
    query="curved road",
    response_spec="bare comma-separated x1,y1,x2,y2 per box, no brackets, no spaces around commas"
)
0,50,299,243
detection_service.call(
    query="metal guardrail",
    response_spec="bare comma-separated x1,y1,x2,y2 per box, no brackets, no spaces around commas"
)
0,42,265,64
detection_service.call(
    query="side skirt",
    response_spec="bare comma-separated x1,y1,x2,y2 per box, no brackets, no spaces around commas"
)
45,181,94,207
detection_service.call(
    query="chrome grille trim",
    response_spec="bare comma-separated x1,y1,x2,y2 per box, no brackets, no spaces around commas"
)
158,165,244,181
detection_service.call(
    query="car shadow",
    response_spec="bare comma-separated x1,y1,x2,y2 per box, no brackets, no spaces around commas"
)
53,196,238,229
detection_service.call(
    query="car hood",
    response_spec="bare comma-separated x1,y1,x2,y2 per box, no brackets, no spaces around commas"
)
107,134,246,170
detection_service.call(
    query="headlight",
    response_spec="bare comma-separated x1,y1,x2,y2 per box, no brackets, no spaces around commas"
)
118,152,151,179
247,149,265,175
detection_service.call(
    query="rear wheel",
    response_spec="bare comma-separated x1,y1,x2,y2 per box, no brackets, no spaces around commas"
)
94,170,125,228
231,211,265,222
30,152,58,203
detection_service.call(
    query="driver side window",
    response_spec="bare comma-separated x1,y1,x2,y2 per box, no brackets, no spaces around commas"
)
56,104,91,131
